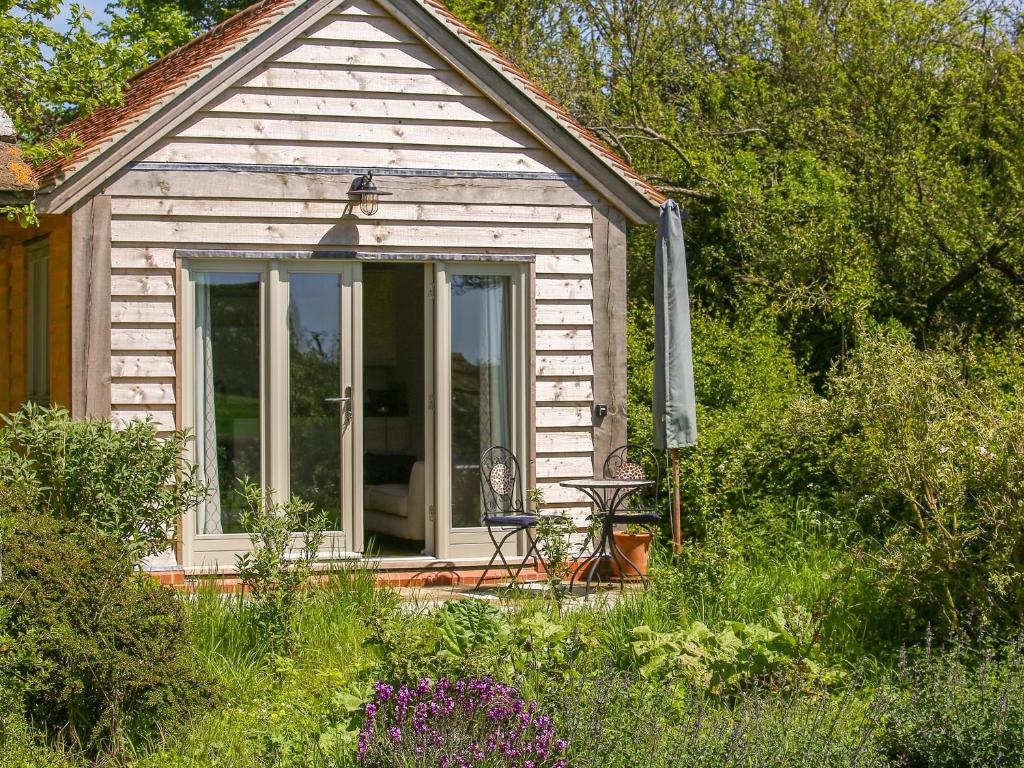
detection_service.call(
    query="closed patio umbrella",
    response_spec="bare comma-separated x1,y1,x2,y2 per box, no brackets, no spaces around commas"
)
653,199,697,552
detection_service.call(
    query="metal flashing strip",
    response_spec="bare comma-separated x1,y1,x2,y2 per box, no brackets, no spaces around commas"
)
127,161,578,181
174,248,536,262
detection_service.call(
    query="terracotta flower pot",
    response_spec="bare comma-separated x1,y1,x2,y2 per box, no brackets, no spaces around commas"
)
609,531,652,578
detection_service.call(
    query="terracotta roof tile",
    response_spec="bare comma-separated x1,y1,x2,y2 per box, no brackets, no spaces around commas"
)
36,0,663,210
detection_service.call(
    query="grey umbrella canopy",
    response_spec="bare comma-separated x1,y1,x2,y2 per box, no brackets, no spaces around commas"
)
653,199,697,450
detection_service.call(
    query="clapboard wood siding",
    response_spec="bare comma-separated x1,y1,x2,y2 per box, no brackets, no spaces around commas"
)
101,0,608,523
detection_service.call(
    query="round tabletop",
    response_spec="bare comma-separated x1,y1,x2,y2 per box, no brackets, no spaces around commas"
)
559,478,654,489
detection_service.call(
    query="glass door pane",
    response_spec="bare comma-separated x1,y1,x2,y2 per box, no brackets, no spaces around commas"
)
194,272,262,535
450,275,512,529
288,273,345,530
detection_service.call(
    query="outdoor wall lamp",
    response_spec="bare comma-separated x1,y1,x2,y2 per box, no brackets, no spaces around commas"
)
348,172,391,216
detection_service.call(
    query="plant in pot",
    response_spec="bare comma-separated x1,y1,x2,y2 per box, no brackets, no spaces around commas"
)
527,488,574,596
610,523,654,578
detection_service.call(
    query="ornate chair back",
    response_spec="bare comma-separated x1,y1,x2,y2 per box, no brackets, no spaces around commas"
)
479,446,525,520
603,443,661,513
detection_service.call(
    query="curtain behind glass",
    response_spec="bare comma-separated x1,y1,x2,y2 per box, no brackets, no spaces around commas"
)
450,275,511,528
195,276,222,534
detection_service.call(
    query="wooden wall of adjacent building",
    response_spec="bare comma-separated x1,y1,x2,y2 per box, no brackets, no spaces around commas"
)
94,0,629,524
0,214,72,414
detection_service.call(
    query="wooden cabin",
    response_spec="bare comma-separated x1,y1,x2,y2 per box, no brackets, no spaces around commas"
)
0,0,663,580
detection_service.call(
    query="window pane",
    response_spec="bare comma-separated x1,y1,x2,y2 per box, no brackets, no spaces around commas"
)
195,272,261,534
450,275,511,528
289,273,342,530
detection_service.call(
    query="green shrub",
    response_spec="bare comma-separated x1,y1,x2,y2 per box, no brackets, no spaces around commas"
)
0,508,214,758
781,325,1024,635
0,404,203,560
235,482,328,657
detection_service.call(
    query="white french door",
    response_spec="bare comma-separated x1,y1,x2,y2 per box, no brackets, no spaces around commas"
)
181,260,362,568
434,263,529,559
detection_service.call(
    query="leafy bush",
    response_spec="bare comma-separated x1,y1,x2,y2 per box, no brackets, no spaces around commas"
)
627,300,810,543
781,326,1024,635
0,507,213,758
235,482,328,657
881,637,1024,768
628,606,843,695
358,677,569,768
0,404,203,560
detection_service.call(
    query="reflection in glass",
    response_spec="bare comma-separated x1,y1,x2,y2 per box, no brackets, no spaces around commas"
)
450,275,511,528
289,274,342,529
195,273,261,534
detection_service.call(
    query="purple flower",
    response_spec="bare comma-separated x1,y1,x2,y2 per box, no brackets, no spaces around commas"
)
356,677,570,768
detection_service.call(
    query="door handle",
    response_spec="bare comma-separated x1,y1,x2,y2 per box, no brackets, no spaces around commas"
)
325,386,353,427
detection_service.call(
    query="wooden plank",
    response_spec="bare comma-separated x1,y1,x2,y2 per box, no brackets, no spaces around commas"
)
274,39,444,70
535,253,592,274
104,172,598,207
111,327,176,351
590,204,628,474
111,381,176,405
111,272,175,296
336,0,390,16
111,354,176,377
535,328,593,351
303,14,420,44
110,219,591,250
244,65,473,96
111,299,175,324
535,277,593,301
536,405,591,428
536,481,590,504
535,378,593,403
143,140,566,175
535,455,594,478
111,197,591,224
535,302,593,326
536,354,593,377
110,247,176,269
111,408,176,432
536,430,593,454
70,196,112,418
210,89,504,122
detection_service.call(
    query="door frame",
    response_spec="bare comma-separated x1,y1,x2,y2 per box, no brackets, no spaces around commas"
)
433,261,530,560
179,257,362,569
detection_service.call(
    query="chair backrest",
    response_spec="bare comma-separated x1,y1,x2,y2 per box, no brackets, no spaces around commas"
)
479,446,525,520
604,443,661,508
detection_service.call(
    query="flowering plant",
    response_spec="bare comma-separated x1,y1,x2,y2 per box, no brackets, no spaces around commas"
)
358,677,570,768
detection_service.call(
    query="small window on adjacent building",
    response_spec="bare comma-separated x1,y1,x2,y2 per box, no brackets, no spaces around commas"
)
26,237,49,403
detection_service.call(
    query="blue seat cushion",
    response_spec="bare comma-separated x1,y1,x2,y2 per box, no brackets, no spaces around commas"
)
609,512,661,524
484,514,537,527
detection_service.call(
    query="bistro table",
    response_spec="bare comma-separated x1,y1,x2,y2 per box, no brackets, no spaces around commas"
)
560,477,655,592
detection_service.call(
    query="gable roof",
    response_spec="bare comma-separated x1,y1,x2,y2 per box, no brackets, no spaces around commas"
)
37,0,664,222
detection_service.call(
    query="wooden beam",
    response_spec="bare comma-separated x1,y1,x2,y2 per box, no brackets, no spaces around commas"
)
70,196,111,418
590,202,627,475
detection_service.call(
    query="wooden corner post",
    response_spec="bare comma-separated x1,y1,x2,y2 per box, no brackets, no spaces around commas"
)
70,195,111,418
591,202,628,474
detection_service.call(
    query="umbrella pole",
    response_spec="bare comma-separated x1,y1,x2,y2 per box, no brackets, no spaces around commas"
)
670,448,682,554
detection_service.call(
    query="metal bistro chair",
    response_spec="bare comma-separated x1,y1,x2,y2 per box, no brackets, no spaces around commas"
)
604,443,662,525
575,443,662,586
475,446,546,590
